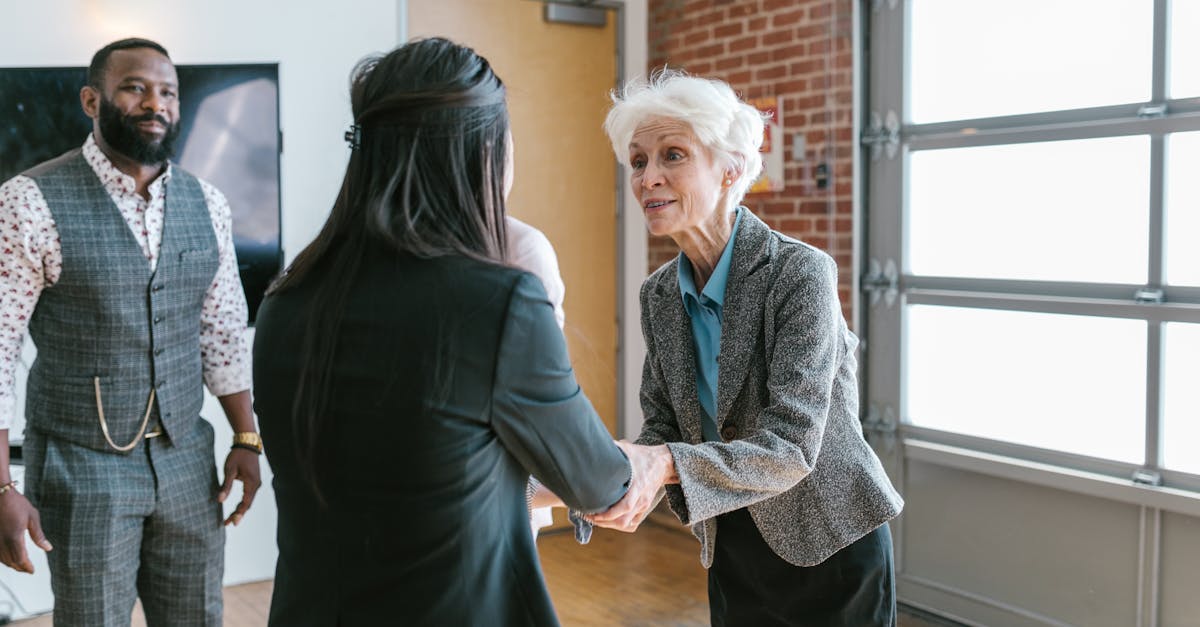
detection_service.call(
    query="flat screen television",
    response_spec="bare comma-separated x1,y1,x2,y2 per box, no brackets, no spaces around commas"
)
0,64,282,323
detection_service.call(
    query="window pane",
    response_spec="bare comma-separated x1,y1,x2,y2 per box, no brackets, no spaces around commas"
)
1166,132,1200,286
1164,323,1200,475
910,0,1152,123
1169,1,1200,99
909,137,1149,283
907,306,1145,463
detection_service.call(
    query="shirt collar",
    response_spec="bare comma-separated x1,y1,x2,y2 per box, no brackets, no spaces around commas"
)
82,133,173,197
677,206,744,308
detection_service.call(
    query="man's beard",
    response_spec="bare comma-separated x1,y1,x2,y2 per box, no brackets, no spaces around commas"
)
97,97,181,166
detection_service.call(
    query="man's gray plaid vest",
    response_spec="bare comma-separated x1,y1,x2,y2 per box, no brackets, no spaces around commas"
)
22,149,219,453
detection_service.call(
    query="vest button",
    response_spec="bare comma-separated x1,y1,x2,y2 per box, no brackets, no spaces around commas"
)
720,425,738,441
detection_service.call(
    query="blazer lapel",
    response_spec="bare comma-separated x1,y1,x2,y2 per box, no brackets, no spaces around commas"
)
650,264,706,444
715,211,772,426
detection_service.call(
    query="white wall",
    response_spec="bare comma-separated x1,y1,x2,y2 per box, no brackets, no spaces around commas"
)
0,0,401,619
616,1,649,441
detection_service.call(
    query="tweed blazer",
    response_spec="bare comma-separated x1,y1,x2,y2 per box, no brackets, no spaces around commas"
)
636,209,903,568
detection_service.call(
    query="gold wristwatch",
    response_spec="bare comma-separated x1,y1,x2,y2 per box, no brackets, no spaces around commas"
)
232,431,263,454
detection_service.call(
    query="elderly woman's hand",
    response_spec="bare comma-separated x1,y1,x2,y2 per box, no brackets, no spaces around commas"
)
589,441,677,532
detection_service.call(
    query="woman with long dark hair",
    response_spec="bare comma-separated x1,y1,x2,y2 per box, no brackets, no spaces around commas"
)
252,38,632,626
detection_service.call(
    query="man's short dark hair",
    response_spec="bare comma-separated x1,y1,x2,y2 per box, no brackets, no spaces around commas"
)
87,38,171,91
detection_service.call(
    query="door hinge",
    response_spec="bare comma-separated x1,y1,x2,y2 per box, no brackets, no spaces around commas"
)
861,258,899,307
861,110,900,161
1137,103,1168,119
1134,287,1165,304
1132,468,1162,486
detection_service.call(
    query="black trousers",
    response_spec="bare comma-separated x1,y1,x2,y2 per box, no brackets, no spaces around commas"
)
708,508,896,627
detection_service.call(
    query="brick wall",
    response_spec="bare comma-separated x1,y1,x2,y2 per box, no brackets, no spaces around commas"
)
644,0,855,319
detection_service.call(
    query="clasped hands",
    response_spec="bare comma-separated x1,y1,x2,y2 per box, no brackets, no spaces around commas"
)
587,441,678,532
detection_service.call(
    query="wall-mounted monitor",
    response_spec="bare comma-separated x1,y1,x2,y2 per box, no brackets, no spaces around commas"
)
0,63,282,323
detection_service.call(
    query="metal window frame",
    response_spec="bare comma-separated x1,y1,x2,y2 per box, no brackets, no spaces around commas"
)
864,0,1200,492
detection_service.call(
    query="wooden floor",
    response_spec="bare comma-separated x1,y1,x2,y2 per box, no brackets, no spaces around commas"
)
15,522,944,626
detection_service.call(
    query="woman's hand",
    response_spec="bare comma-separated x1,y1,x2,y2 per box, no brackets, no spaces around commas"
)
589,441,677,532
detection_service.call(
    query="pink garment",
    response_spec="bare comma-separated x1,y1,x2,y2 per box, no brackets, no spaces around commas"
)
506,216,565,536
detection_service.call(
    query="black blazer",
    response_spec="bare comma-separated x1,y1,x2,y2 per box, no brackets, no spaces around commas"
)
253,246,629,627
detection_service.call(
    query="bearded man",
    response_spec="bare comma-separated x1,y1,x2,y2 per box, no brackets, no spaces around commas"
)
0,38,261,627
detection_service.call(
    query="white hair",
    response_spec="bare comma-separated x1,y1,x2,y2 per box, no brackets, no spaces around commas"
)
603,69,767,211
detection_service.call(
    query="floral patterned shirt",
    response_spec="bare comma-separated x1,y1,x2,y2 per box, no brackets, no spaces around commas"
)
0,134,251,429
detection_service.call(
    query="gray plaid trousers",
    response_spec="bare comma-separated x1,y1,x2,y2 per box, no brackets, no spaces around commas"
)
24,419,225,627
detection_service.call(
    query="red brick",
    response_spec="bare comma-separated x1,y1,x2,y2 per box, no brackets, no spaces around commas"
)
729,3,757,18
756,64,788,80
789,59,819,75
810,74,832,89
673,50,697,64
773,9,806,27
808,39,832,56
771,43,807,62
697,8,726,26
748,51,771,65
715,22,744,38
799,201,829,214
762,29,794,46
774,78,809,93
815,218,853,233
797,24,826,39
716,56,744,71
729,35,759,53
777,218,815,233
760,200,797,215
684,30,711,46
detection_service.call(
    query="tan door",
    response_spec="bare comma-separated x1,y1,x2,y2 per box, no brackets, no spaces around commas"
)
408,2,619,525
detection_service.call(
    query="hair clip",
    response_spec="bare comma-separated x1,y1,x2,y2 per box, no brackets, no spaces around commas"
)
344,124,362,150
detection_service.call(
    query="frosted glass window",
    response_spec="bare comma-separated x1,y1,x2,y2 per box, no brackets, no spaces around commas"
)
907,306,1145,463
1164,323,1200,475
909,137,1149,283
909,1,1151,123
1166,132,1200,286
1169,1,1200,99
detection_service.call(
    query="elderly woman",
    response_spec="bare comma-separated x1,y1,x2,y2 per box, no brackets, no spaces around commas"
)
592,71,904,626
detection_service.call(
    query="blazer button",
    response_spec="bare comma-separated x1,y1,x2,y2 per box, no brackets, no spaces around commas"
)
720,425,738,441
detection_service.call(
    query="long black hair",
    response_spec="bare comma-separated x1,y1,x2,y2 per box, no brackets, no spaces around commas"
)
268,37,510,502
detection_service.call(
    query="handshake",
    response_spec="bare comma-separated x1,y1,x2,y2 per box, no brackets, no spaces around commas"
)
535,441,679,535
